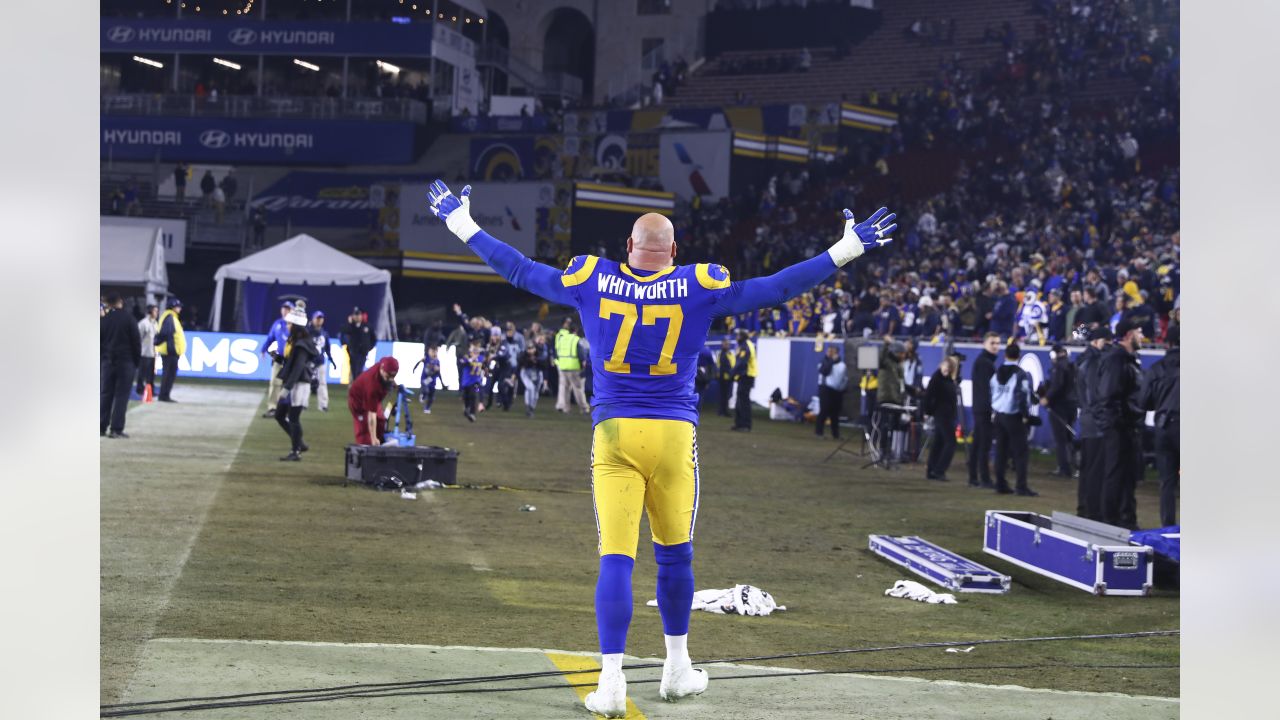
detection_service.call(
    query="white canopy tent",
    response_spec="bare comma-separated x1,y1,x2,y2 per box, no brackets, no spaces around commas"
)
210,234,397,339
100,222,169,307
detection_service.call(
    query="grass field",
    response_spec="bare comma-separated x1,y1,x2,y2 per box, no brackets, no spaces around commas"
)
101,379,1179,714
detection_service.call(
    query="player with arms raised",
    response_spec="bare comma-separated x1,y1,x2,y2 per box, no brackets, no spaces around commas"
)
428,180,895,717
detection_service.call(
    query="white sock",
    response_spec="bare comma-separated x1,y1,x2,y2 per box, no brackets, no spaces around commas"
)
664,634,690,665
601,653,624,677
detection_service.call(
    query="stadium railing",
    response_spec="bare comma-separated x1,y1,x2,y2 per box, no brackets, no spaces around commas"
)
101,93,429,124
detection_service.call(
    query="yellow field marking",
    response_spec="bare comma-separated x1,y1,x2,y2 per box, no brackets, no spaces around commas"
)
545,652,647,719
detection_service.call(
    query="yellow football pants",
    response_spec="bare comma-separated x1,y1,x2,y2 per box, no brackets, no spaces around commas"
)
591,418,699,558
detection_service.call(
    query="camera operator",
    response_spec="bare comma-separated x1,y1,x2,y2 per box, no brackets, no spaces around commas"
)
814,346,848,440
1096,318,1145,529
990,343,1038,496
1075,325,1111,519
275,303,319,461
923,355,960,481
1140,325,1179,526
967,332,1001,488
1040,344,1078,478
876,340,906,460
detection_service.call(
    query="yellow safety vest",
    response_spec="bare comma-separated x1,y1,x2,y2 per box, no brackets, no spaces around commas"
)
738,340,757,378
155,308,185,357
554,330,581,371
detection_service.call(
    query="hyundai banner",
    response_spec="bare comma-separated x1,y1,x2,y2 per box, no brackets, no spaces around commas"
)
101,116,416,164
101,19,433,57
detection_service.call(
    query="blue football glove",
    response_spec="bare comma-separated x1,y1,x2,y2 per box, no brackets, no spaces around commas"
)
827,207,897,266
427,179,481,242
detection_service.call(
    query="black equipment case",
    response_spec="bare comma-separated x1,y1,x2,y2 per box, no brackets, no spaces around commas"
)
344,445,459,490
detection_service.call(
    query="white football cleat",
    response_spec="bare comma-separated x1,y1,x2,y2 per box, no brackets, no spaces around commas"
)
659,659,708,702
584,670,627,718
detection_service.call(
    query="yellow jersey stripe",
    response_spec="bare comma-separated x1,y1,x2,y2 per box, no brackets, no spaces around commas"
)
619,263,676,282
562,255,600,287
695,263,732,290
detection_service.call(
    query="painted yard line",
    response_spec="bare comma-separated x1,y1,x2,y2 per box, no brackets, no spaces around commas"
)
545,652,647,719
416,490,493,572
147,638,1180,703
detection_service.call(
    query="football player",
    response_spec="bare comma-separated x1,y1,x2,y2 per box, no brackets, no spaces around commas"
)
428,180,895,717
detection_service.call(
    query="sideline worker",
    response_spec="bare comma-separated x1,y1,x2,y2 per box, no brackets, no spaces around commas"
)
101,293,141,438
154,298,185,402
347,357,399,446
554,318,589,414
730,330,757,431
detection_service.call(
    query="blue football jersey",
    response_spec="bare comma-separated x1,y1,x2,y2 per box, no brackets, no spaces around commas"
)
560,256,735,425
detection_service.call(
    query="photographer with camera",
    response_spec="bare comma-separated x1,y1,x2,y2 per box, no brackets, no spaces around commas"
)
923,355,960,481
990,343,1038,496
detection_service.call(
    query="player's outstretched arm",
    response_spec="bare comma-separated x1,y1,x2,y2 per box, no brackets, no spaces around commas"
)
717,208,896,315
427,179,575,305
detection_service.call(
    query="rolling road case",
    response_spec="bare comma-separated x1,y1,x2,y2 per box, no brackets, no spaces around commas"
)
869,535,1011,593
983,510,1153,596
344,445,459,490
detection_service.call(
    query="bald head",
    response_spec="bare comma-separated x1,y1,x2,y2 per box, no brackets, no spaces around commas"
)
626,213,676,271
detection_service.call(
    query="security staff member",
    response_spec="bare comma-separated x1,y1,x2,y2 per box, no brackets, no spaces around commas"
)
923,356,960,481
554,318,590,414
1040,344,1078,477
1095,318,1145,529
1075,325,1111,519
101,293,141,438
990,343,1037,496
260,301,294,418
730,330,757,431
967,332,1001,487
154,298,185,402
1140,324,1179,526
716,338,734,417
341,306,374,379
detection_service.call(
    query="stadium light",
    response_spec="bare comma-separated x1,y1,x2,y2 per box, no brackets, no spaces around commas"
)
376,60,402,74
133,56,164,69
478,18,484,24
213,57,242,70
293,59,320,72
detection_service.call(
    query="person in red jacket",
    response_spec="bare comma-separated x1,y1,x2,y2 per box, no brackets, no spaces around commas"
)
348,357,399,445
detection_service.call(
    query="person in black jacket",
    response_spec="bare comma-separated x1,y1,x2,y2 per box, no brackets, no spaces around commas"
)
101,293,142,438
924,356,960,481
1040,344,1078,477
275,304,320,461
967,332,1001,487
340,306,374,377
1140,325,1179,526
1095,318,1145,529
1075,325,1111,519
716,338,734,417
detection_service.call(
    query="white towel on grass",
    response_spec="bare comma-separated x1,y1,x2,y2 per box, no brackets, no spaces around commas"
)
885,579,958,604
646,584,786,616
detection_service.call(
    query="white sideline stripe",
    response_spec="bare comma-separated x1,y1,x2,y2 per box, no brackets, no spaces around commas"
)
148,638,1179,703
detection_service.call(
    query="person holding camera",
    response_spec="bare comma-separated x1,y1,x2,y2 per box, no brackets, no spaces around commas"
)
990,343,1038,496
923,355,960,481
814,345,848,440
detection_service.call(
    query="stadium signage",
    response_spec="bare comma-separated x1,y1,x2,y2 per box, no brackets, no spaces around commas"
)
101,116,415,164
100,19,431,56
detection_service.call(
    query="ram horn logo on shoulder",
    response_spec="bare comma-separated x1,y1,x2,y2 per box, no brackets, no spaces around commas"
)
106,26,136,43
228,27,257,46
200,129,231,149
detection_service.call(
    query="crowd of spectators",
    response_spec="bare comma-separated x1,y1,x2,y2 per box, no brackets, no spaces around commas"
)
708,49,811,77
657,0,1180,345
